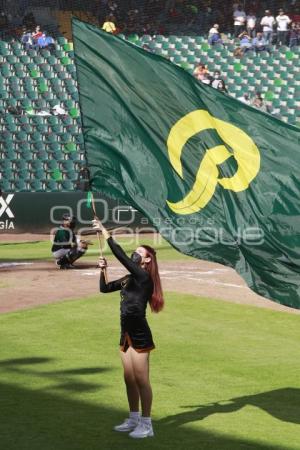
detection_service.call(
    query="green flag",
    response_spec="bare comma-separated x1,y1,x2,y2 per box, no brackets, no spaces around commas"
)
73,19,300,309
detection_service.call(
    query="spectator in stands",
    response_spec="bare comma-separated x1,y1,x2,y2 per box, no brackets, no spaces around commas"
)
208,23,223,45
211,70,226,89
216,80,228,93
37,33,55,51
260,10,275,44
201,71,213,85
238,31,253,54
233,4,246,37
102,15,117,33
238,92,251,104
246,11,257,38
52,104,67,116
289,22,300,47
276,9,291,46
193,63,209,82
32,25,43,42
251,92,268,112
252,32,269,53
21,27,35,50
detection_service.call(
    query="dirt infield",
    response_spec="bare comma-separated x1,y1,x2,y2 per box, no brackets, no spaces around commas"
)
1,257,299,315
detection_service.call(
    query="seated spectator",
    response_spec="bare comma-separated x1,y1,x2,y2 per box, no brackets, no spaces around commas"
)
37,33,55,51
102,15,116,33
238,92,251,104
251,92,268,112
21,28,34,50
202,72,213,85
216,80,228,93
252,32,269,53
238,32,253,54
208,23,223,45
193,64,210,82
32,25,43,42
211,70,226,89
289,22,300,48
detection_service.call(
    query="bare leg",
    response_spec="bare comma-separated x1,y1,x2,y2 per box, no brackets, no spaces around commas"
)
129,348,152,417
120,350,140,412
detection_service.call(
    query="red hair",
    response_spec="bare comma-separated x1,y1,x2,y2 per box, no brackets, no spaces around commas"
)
142,245,164,313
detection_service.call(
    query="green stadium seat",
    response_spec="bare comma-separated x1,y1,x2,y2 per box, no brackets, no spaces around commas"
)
1,166,13,180
0,64,10,77
30,130,42,143
29,179,44,191
0,46,9,57
17,168,30,180
32,149,48,160
71,91,79,101
29,159,44,171
57,37,68,46
19,149,33,162
18,123,32,134
32,141,45,152
58,71,67,80
45,179,59,191
61,179,74,190
7,54,17,64
66,63,76,77
59,158,74,170
13,159,27,171
13,179,27,191
0,159,13,171
45,160,59,171
26,91,39,101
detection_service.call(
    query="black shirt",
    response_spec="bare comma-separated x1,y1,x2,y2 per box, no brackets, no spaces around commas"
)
100,237,154,318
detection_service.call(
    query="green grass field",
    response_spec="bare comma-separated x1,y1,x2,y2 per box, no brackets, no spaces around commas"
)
0,236,191,262
1,292,299,450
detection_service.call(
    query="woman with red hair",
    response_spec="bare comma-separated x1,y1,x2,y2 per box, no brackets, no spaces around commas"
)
93,219,164,439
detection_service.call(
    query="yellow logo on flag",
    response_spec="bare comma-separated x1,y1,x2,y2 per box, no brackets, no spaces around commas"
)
167,110,261,215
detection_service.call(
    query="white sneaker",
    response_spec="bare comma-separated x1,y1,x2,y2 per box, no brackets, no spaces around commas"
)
129,421,154,439
113,418,139,432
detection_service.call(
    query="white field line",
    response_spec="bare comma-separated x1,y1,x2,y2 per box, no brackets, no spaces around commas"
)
0,262,34,268
80,267,245,289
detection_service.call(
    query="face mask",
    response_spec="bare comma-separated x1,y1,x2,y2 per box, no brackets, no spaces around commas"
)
131,252,142,265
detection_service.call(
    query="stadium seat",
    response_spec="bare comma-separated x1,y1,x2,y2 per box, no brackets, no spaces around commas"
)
61,179,75,190
29,179,44,191
13,179,28,191
45,179,59,191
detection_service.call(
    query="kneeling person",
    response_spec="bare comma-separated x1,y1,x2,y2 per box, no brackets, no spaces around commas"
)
52,214,89,269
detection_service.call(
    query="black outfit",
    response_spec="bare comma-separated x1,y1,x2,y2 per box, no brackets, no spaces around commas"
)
100,237,155,352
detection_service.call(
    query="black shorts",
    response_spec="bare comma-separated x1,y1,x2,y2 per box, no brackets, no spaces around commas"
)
120,316,155,353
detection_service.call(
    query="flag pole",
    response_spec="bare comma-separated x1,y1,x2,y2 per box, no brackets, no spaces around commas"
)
90,191,108,283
